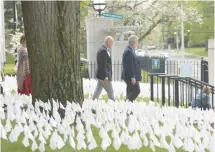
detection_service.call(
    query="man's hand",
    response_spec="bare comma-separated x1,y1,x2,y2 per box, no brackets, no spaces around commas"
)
131,78,136,85
104,77,108,84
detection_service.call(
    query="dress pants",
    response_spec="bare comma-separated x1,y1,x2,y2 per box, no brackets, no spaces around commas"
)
92,79,115,101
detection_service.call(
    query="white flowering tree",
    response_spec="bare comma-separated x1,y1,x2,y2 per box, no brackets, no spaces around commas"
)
8,30,23,51
87,0,202,43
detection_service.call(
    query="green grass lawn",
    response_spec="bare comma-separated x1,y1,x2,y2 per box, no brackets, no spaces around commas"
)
185,47,208,57
1,129,171,152
141,69,161,84
4,52,15,75
1,116,186,152
1,94,187,152
4,52,85,75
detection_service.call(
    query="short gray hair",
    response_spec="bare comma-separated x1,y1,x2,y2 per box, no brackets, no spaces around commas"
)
128,35,138,44
104,36,114,43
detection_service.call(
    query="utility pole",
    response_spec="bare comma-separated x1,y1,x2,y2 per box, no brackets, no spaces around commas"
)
176,33,179,52
174,30,179,53
161,27,166,49
0,0,5,66
180,3,184,53
162,29,164,43
13,1,18,32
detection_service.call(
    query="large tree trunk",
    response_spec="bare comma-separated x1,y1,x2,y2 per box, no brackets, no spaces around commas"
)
22,1,84,105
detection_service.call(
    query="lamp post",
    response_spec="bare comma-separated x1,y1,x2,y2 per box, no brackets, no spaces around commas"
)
187,29,190,48
93,0,106,17
180,3,184,53
174,31,179,53
161,28,165,49
13,1,18,33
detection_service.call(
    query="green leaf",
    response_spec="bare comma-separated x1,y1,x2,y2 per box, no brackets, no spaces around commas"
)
80,0,88,8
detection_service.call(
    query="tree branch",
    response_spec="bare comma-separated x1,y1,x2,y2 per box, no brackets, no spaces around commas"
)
138,19,162,42
147,12,159,24
151,0,158,5
133,0,148,9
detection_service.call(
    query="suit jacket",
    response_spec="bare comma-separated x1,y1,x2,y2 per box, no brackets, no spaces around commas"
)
96,45,112,81
122,45,142,81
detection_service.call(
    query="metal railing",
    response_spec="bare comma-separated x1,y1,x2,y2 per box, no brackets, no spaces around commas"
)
81,59,204,83
149,73,214,109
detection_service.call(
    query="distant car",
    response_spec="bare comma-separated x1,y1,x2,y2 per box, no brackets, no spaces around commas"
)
148,45,156,50
160,52,169,58
136,49,145,57
80,58,88,63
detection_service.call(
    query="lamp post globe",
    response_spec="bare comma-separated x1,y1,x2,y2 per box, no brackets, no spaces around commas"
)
93,0,106,17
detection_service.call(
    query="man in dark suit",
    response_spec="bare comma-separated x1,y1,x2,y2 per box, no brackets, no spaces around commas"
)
92,36,115,101
122,35,141,102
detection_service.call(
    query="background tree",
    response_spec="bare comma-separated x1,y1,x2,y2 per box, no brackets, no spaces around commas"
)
80,0,88,58
4,1,23,49
87,0,202,44
4,1,88,56
22,1,84,104
163,1,214,49
185,1,214,47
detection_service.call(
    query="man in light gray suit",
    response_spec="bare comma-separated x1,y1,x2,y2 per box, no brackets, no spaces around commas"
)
92,36,115,101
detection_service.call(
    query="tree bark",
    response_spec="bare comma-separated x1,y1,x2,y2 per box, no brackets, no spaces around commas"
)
22,1,84,105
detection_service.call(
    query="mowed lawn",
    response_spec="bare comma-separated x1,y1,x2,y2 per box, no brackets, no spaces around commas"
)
1,95,191,152
1,120,187,152
3,52,15,75
185,47,208,57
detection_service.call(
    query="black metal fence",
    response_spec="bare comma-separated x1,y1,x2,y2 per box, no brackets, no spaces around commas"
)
201,58,208,83
81,57,207,83
81,57,214,109
149,73,214,109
